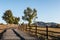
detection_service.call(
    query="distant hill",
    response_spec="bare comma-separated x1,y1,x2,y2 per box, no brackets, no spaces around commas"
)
32,22,59,28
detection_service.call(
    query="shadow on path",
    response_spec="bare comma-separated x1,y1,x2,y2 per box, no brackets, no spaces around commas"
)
0,29,6,39
12,29,25,40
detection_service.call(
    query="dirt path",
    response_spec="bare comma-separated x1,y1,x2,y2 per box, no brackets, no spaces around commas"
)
2,29,20,40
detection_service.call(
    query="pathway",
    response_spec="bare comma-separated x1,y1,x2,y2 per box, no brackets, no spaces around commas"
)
1,29,20,40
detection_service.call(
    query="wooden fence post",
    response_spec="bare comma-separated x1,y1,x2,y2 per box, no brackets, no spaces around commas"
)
28,25,31,35
46,26,48,40
26,24,27,31
35,25,37,37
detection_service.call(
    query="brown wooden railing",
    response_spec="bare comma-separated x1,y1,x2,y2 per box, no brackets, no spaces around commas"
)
19,25,60,40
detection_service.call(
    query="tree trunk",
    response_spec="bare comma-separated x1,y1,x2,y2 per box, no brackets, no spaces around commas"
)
28,20,31,35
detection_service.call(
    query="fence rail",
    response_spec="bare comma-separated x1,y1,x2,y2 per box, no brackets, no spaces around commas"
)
19,25,60,40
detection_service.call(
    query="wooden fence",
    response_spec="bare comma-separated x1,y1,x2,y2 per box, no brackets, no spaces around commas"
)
19,25,60,40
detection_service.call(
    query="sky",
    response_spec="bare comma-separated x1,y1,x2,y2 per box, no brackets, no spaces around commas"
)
0,0,60,24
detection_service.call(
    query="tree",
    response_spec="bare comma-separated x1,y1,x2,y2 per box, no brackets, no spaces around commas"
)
22,7,37,32
14,17,20,24
2,10,20,24
22,7,37,25
2,10,13,24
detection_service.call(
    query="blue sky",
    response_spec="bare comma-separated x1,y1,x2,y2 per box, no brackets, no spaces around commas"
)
0,0,60,24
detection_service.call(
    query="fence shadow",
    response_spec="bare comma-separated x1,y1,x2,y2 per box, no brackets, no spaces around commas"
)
0,29,7,39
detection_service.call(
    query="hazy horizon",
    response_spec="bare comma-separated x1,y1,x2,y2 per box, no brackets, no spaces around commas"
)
0,0,60,24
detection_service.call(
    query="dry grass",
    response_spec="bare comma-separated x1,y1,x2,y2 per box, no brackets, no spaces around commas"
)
0,25,7,33
31,27,60,32
31,27,60,35
0,25,7,29
0,24,18,33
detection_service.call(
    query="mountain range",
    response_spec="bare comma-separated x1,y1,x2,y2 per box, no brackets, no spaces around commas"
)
33,22,58,28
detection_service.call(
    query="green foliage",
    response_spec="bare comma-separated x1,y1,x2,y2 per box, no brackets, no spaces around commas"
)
14,17,20,24
22,7,37,25
2,10,20,24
